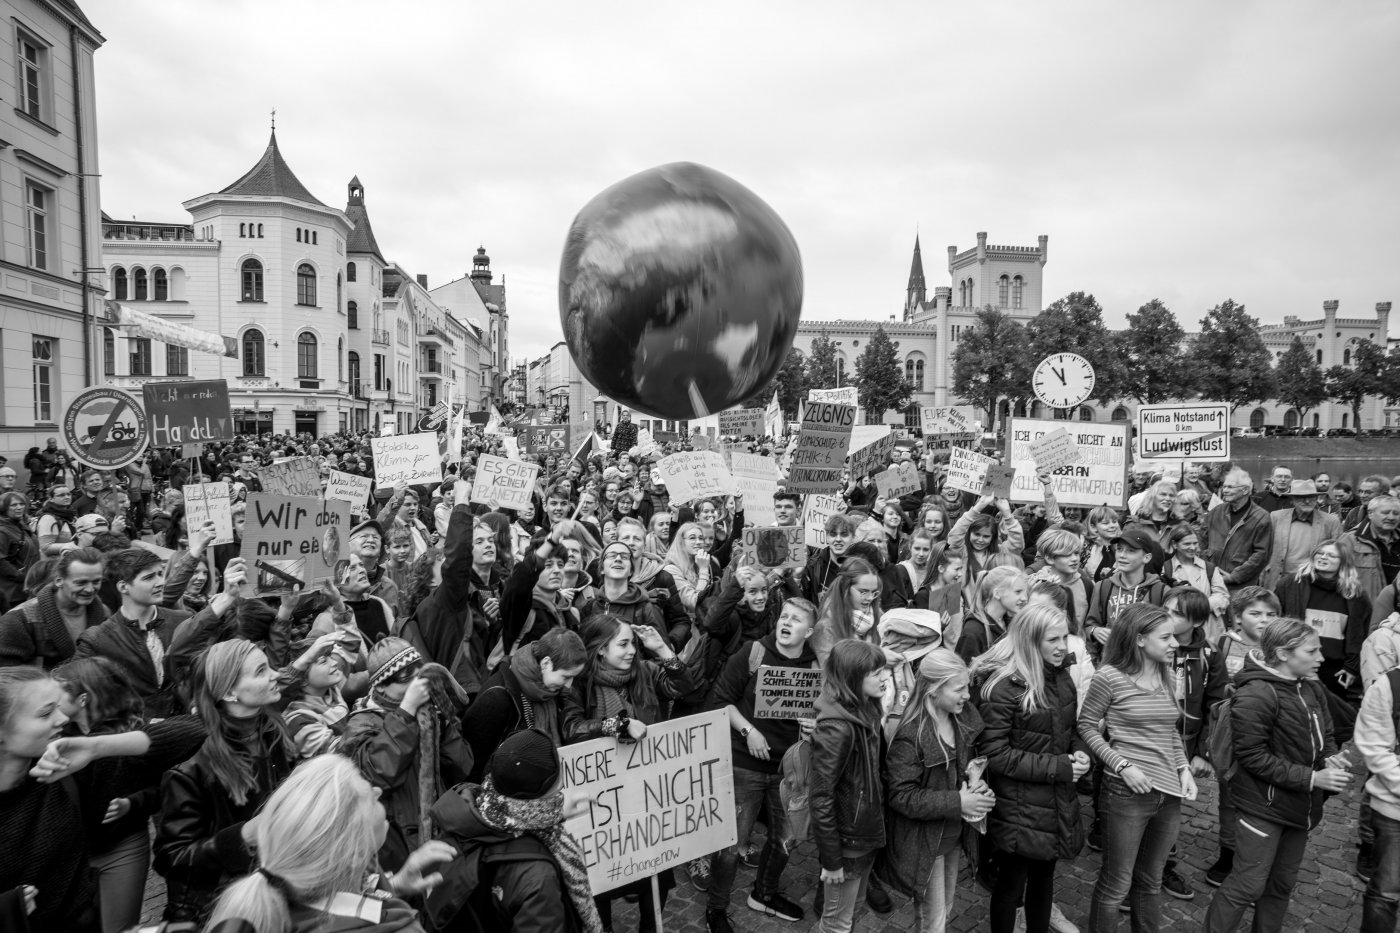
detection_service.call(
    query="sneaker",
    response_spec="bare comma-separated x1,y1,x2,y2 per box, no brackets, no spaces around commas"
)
1205,850,1234,887
748,890,805,923
865,878,893,914
1162,867,1195,900
1087,821,1103,852
689,858,711,893
740,842,762,869
706,909,736,933
1048,902,1079,933
1358,843,1376,884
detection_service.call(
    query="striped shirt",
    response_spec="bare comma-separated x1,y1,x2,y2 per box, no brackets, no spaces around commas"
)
1078,665,1187,796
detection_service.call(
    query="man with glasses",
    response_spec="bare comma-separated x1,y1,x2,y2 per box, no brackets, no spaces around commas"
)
1253,465,1294,514
1202,467,1273,593
1343,495,1400,601
1346,474,1393,535
0,467,16,497
0,546,109,667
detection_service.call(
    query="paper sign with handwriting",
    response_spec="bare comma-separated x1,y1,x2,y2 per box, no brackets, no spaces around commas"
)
257,458,321,498
946,446,995,494
740,525,807,572
240,495,351,597
848,425,895,479
788,402,856,494
875,461,922,499
920,406,979,436
754,666,822,719
323,470,373,512
802,493,846,548
470,455,541,511
183,482,233,545
658,451,733,503
983,464,1016,499
808,386,859,406
1028,427,1081,473
730,452,778,526
371,433,442,488
718,408,765,437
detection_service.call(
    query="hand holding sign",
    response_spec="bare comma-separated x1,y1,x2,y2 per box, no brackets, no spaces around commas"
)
982,464,1016,499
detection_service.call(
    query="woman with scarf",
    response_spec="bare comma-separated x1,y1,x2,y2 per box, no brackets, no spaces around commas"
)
813,557,898,667
427,728,604,933
563,615,695,932
153,639,297,924
0,493,39,612
205,755,456,933
35,484,77,557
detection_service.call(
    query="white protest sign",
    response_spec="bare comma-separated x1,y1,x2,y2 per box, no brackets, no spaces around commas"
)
740,525,807,571
183,482,233,545
718,408,765,437
945,446,995,494
808,385,860,406
240,495,351,596
1136,403,1231,462
371,433,442,489
754,666,822,719
1028,427,1082,473
501,436,521,460
470,454,541,511
730,452,778,526
875,461,922,499
802,493,846,548
920,405,979,436
657,451,734,504
847,425,895,479
380,418,395,436
323,470,373,513
559,710,736,895
1006,418,1130,508
788,402,856,494
258,458,321,498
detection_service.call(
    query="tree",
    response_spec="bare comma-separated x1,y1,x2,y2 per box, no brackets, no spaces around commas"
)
805,330,839,390
1028,292,1126,405
742,346,806,416
854,325,911,420
1119,299,1190,403
1275,336,1327,428
1190,299,1275,413
1326,340,1387,432
952,306,1033,429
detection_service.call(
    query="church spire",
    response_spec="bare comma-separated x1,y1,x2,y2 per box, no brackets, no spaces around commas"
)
904,233,927,320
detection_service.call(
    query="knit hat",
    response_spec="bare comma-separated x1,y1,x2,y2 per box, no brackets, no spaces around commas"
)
366,637,422,689
488,729,561,799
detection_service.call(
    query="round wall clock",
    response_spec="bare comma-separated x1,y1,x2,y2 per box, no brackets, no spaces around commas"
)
1032,353,1095,410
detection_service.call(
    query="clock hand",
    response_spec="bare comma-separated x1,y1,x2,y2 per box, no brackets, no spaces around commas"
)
1053,366,1066,384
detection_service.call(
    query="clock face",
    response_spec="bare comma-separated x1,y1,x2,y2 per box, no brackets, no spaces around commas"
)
1033,353,1095,410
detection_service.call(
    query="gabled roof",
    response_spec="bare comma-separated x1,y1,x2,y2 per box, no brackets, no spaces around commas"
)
344,176,385,262
217,131,327,207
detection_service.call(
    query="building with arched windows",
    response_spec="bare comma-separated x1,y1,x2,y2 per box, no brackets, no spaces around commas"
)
100,134,500,436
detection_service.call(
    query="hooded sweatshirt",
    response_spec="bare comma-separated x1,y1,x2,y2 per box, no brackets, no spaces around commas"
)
712,633,819,773
579,581,663,632
1356,671,1400,822
1085,571,1166,641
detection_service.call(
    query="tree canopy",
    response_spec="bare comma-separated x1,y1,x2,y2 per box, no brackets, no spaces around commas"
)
805,330,839,390
952,306,1032,428
1190,299,1275,412
1275,336,1327,426
854,325,911,420
1119,299,1188,404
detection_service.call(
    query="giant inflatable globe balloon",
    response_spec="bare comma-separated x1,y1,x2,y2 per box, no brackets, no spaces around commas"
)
559,162,803,421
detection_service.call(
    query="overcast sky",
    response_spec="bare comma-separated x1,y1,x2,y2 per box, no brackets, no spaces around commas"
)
93,0,1399,363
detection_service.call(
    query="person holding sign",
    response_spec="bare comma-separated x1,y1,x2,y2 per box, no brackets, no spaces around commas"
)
705,596,820,931
562,617,696,932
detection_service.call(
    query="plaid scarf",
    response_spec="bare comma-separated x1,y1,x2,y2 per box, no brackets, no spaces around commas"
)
478,776,604,933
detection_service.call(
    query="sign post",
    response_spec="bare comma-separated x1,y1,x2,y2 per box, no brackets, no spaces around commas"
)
1135,403,1231,462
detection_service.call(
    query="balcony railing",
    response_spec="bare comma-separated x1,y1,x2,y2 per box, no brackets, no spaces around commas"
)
421,359,443,374
371,329,391,346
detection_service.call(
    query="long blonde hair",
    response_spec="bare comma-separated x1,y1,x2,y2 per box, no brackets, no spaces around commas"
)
1294,537,1362,599
895,648,969,754
205,755,384,933
973,604,1067,713
663,521,704,585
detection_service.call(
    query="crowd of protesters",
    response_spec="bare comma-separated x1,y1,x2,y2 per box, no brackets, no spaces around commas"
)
0,421,1394,933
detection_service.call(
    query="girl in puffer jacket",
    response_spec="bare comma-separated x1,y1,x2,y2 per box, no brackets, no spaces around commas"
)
809,638,888,933
972,604,1090,933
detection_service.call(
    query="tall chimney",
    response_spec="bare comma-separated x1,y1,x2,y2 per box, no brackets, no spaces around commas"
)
416,274,429,289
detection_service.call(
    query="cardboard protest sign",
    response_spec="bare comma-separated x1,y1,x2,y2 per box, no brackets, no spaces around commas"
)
559,710,736,895
945,446,995,494
983,464,1016,499
1005,418,1130,508
754,666,822,719
802,493,845,548
323,470,373,511
730,452,778,526
183,482,233,545
875,461,922,499
808,386,859,406
380,418,395,436
240,495,351,596
920,405,978,436
470,455,540,511
788,402,856,494
740,525,807,572
143,379,234,447
371,433,442,489
658,451,733,503
847,425,895,479
257,458,321,498
1028,427,1082,473
718,408,765,437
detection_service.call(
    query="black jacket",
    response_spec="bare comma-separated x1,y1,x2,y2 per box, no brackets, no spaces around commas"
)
0,516,38,609
809,694,885,871
1228,658,1338,830
460,662,563,783
499,551,573,653
398,505,483,694
579,582,665,633
74,605,220,719
700,575,780,681
976,662,1085,861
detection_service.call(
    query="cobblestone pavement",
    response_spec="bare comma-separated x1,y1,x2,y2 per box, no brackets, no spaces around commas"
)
141,774,1367,931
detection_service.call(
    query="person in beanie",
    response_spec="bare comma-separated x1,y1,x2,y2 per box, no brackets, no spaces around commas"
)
426,729,605,933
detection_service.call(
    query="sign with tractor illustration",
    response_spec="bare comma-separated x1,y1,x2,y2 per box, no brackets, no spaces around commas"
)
62,387,149,469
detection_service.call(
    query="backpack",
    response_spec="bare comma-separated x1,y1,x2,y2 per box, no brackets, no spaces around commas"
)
779,736,814,842
1207,677,1277,781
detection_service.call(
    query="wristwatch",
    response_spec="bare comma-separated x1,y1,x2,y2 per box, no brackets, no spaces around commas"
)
739,726,752,739
1114,760,1132,774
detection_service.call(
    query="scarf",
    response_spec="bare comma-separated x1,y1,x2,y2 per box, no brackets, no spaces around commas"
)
588,663,636,721
852,608,875,637
25,582,107,662
39,501,75,525
508,644,562,744
477,776,604,933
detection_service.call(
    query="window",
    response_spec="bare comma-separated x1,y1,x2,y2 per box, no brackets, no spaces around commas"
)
348,351,361,394
337,337,344,382
374,353,384,391
1316,349,1323,364
1343,413,1350,429
347,262,356,282
132,268,148,300
1012,276,1024,310
153,268,169,301
1111,406,1129,422
297,332,318,378
257,224,264,238
129,337,152,376
312,231,318,245
103,328,115,376
904,358,924,390
1078,406,1095,422
998,275,1009,308
25,182,50,270
32,337,53,421
336,273,342,315
17,32,46,121
242,329,265,376
297,263,316,306
113,267,128,300
1250,408,1267,429
1344,348,1352,366
166,344,189,376
241,259,264,301
240,223,246,237
836,357,846,385
348,300,358,329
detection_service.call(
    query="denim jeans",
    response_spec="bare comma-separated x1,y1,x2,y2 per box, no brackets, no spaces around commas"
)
90,829,150,933
1087,777,1181,933
707,766,791,910
1363,809,1400,933
1203,813,1309,933
816,866,869,933
916,852,960,933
